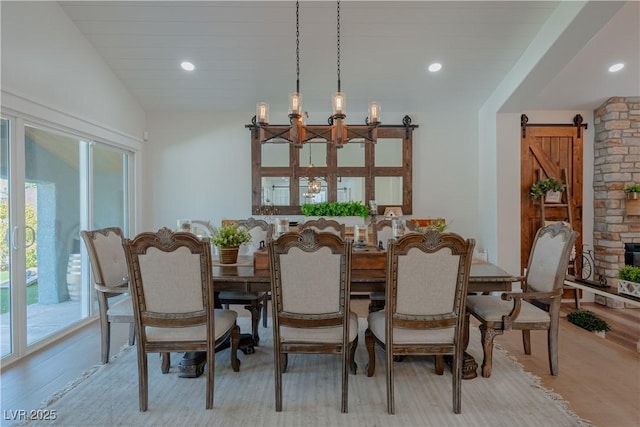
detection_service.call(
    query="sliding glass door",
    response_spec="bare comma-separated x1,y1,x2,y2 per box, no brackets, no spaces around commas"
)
1,117,13,357
1,117,131,360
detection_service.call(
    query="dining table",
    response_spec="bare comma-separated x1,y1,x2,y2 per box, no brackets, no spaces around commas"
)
203,251,517,380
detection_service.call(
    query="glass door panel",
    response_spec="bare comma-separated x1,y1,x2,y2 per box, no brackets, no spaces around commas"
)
1,117,12,357
92,144,127,231
24,124,86,345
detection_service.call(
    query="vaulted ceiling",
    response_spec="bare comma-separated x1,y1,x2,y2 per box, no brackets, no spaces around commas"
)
58,1,639,117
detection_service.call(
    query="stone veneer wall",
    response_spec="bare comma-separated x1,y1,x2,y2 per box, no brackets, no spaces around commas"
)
593,97,640,283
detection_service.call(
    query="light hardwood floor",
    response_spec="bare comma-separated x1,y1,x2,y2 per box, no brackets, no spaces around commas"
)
1,301,638,427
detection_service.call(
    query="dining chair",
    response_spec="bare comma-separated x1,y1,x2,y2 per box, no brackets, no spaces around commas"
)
368,219,419,313
219,217,272,344
466,222,577,378
123,227,241,411
268,229,358,413
80,227,135,364
298,217,346,238
365,230,475,414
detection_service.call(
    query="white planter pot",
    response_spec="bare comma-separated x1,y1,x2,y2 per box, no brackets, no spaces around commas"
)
618,279,640,298
594,330,606,339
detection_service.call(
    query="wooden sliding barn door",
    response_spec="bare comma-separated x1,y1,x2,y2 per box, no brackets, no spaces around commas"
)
520,114,585,273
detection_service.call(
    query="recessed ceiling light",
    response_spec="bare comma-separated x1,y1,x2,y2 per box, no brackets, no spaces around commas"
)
608,63,624,73
181,61,195,71
428,62,442,73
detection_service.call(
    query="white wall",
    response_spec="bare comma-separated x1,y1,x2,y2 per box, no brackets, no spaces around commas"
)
145,110,481,240
1,2,146,143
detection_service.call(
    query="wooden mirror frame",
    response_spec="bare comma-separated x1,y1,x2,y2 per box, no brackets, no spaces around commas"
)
248,117,418,215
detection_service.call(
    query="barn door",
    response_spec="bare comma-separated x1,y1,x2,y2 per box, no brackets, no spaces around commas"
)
520,114,585,273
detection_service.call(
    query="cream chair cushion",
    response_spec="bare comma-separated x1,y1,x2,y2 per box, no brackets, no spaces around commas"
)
145,309,238,342
466,295,551,323
281,311,358,343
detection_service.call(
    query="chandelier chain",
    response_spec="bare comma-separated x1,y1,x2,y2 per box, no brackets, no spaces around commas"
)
296,0,300,93
336,0,341,91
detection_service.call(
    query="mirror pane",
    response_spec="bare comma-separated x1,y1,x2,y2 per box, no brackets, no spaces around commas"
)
338,177,366,203
375,176,403,204
337,141,364,167
299,143,326,167
299,177,326,204
261,176,290,205
375,138,403,167
262,143,289,167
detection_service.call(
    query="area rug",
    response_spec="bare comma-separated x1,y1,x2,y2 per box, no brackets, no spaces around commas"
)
16,318,590,427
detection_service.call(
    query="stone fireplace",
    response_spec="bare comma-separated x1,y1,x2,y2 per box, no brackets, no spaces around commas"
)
593,97,640,284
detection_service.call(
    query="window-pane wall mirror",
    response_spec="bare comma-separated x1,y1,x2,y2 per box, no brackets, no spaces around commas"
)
249,119,417,215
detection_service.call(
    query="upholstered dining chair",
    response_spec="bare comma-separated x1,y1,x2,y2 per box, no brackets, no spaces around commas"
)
466,222,577,378
80,227,135,364
368,219,419,313
268,229,358,413
219,217,272,343
123,227,241,411
365,231,475,414
298,217,346,238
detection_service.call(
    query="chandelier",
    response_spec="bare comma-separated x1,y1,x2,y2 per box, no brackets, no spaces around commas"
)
304,144,322,195
253,0,380,148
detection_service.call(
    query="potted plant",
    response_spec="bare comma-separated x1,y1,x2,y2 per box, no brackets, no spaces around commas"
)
624,184,640,200
530,177,565,203
618,265,640,298
567,309,611,338
212,223,252,264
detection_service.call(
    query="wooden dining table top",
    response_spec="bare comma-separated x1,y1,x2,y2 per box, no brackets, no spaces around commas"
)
212,255,517,294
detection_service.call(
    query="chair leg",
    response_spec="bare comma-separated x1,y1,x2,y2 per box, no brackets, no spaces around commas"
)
101,318,111,364
206,343,214,410
348,335,358,375
341,339,350,413
230,324,241,372
97,293,110,364
452,349,462,414
386,337,395,415
138,350,148,411
128,322,136,346
548,321,560,375
364,328,376,377
574,288,581,309
435,355,445,375
522,330,531,355
262,293,269,328
275,349,283,412
243,301,262,345
161,352,170,374
479,324,501,378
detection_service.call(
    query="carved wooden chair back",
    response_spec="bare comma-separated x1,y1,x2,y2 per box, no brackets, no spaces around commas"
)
298,217,346,238
123,227,240,411
267,229,357,413
365,230,475,414
465,222,578,378
80,227,134,364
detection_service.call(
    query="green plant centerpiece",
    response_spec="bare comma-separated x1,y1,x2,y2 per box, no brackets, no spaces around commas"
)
567,310,611,335
530,177,566,200
300,201,370,218
212,223,252,264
